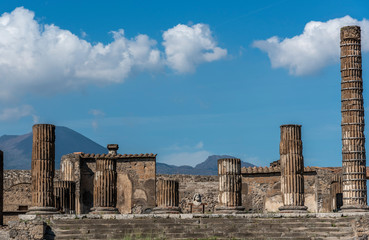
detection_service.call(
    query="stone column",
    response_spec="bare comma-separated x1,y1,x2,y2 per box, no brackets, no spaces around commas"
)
54,181,76,214
28,124,58,214
278,124,307,212
340,26,369,211
61,159,74,181
0,150,3,225
215,158,245,213
91,158,118,213
153,180,181,213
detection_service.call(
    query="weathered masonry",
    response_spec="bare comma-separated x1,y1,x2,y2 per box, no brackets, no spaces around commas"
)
215,158,244,213
153,179,180,213
279,125,307,212
91,157,118,213
241,165,344,213
340,25,369,211
54,180,75,214
60,150,156,214
28,124,57,215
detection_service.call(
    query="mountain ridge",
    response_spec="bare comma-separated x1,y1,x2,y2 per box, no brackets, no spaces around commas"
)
156,155,255,175
0,126,256,174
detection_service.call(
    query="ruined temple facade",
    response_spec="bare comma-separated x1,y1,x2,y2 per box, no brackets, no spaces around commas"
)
60,149,156,214
241,164,344,213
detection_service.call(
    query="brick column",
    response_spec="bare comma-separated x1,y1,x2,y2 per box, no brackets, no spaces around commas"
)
91,158,118,213
152,180,181,213
215,158,245,213
28,124,58,214
278,124,307,212
54,181,76,214
340,26,368,211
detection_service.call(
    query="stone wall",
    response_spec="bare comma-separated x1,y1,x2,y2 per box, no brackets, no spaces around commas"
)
61,153,156,214
3,170,61,212
158,175,218,212
242,172,317,213
242,166,343,213
2,166,343,224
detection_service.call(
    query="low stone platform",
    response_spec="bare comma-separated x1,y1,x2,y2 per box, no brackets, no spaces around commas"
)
2,213,369,239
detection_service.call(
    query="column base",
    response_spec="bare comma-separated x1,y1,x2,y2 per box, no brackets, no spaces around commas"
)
151,206,181,214
278,205,308,213
340,205,369,212
215,206,245,214
90,207,119,214
27,206,59,215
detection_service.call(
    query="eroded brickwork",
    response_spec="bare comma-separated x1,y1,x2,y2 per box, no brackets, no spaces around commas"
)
92,158,118,213
215,158,244,213
153,179,180,213
29,124,57,214
54,181,75,214
60,152,156,214
279,125,307,212
340,25,368,211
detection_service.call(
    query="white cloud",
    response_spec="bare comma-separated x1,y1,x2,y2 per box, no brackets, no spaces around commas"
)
0,7,162,100
89,109,105,117
160,150,211,167
160,141,210,166
0,105,39,122
163,23,227,73
0,8,227,101
253,16,369,76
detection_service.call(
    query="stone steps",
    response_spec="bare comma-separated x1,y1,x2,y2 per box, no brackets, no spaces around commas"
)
51,217,356,239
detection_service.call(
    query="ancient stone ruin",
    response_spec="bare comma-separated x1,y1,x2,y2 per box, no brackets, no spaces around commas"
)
54,180,75,214
60,150,156,214
340,25,369,212
153,179,180,213
28,124,57,215
215,158,245,213
91,157,118,214
1,25,369,239
278,124,307,212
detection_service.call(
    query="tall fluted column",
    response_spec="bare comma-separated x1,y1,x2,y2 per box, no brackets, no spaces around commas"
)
91,158,118,213
28,124,58,214
278,125,307,212
54,181,76,214
215,158,245,213
0,150,3,225
152,180,181,213
340,26,368,211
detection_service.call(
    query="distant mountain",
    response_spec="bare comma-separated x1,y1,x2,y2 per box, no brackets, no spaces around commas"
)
0,126,107,169
157,155,255,175
0,127,256,174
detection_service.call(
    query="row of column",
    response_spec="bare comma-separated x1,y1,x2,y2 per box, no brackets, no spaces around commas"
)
24,124,353,215
153,25,369,214
28,124,115,215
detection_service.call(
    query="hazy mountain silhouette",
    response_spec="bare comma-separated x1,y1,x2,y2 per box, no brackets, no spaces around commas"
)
0,126,107,169
0,127,256,174
157,155,255,175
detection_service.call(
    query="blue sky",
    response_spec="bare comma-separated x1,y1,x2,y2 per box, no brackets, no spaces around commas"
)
0,0,368,167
